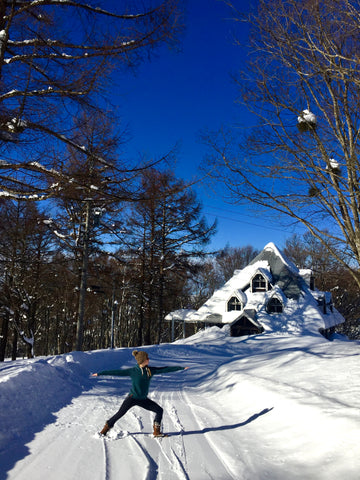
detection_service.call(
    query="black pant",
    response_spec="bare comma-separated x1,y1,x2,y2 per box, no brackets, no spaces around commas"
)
107,395,163,428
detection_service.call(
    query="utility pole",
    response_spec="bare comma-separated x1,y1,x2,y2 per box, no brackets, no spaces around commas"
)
110,285,118,349
75,200,91,351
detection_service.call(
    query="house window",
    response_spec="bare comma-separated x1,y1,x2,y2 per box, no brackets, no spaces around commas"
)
230,317,264,337
227,296,242,311
267,297,283,314
252,273,267,292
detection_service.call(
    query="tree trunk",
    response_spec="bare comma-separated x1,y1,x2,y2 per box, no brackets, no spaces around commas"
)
0,312,10,361
76,202,91,351
11,328,18,361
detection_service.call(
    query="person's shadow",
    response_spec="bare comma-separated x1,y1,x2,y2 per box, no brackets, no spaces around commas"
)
169,407,274,436
131,407,274,437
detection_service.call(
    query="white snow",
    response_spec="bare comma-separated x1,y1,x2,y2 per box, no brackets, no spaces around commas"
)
53,230,68,240
327,159,340,172
1,326,359,480
264,242,298,274
298,109,317,125
165,308,198,322
329,159,339,169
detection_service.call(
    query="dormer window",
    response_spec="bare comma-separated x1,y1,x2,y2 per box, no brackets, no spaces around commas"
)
267,297,283,314
227,296,242,311
252,273,267,292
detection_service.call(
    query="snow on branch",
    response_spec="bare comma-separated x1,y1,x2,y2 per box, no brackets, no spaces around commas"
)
297,109,317,132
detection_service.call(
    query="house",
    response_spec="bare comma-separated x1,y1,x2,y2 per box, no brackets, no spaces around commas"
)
165,243,345,340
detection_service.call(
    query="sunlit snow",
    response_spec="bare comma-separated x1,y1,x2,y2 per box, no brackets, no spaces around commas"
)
1,324,359,480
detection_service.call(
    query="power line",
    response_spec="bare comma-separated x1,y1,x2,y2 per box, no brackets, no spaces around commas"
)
203,205,306,235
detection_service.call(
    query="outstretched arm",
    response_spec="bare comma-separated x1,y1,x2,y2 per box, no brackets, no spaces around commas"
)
92,368,133,377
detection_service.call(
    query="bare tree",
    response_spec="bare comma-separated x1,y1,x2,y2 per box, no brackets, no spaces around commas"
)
0,0,182,199
203,0,360,287
216,245,259,283
126,168,217,345
284,232,360,339
0,200,53,359
45,110,135,351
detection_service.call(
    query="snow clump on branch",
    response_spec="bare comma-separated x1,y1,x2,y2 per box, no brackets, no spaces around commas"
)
297,109,317,132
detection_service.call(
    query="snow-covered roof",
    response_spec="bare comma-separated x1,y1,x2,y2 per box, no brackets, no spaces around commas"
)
267,285,287,304
165,242,345,336
190,259,270,324
238,308,263,330
165,309,198,322
248,243,303,299
227,288,247,305
250,267,272,284
299,268,313,278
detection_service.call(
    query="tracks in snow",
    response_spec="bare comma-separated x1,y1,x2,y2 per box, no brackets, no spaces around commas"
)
98,382,243,480
5,361,255,480
101,437,110,480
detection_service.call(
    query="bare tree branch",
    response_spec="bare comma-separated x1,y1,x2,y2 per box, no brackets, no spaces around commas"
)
0,0,183,199
203,0,360,285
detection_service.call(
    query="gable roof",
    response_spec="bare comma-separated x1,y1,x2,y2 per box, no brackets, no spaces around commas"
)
248,243,303,299
250,267,273,284
238,308,263,330
267,284,287,304
227,288,247,305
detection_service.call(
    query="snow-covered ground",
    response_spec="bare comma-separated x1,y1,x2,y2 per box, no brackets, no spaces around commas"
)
1,327,359,480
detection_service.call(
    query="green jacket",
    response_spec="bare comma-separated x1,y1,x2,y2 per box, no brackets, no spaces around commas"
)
97,365,185,399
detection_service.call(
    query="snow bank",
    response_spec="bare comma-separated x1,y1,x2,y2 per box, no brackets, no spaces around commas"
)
1,329,360,480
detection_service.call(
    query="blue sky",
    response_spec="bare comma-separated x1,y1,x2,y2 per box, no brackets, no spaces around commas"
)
112,0,305,252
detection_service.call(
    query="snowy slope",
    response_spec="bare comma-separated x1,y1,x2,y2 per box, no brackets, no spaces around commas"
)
1,327,359,480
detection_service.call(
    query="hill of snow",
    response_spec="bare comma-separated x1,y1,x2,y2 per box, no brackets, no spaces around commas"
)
1,327,359,480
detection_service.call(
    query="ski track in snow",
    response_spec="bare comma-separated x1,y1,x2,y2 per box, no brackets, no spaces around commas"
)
99,388,193,480
3,355,247,479
101,438,109,480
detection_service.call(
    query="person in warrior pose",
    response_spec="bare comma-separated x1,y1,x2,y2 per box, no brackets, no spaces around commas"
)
92,350,188,437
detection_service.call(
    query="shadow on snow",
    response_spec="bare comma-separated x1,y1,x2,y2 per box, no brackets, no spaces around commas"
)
129,408,274,437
